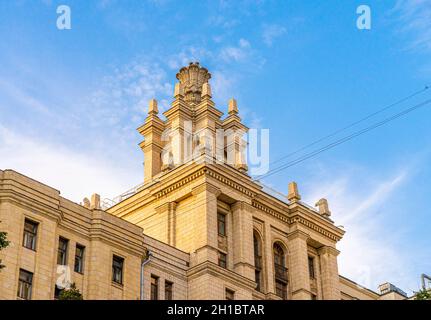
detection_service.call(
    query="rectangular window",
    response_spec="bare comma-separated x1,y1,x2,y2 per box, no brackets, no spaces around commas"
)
151,275,159,300
255,270,262,292
17,269,33,300
54,285,64,300
22,219,38,251
217,213,226,236
218,252,227,268
165,281,173,300
308,256,315,279
74,244,85,273
57,237,69,265
112,255,124,284
275,280,287,300
225,289,235,300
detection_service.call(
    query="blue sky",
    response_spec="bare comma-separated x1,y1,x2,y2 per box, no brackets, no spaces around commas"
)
0,0,430,295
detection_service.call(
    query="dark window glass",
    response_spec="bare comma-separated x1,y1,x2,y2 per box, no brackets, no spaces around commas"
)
275,280,287,300
308,256,315,279
23,219,38,250
217,213,226,236
54,285,64,299
57,237,69,265
74,244,85,273
225,289,235,300
165,281,173,300
17,269,33,300
253,232,262,291
273,243,288,283
218,252,227,268
151,275,159,300
112,255,124,284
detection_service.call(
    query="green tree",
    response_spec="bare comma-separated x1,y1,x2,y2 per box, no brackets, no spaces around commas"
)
415,288,431,300
0,223,10,271
58,283,83,300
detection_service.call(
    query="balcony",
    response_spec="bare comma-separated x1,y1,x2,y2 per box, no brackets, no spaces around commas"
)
274,263,288,282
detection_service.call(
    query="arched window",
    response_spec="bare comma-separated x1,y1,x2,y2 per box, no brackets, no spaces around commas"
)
273,242,288,299
253,231,263,292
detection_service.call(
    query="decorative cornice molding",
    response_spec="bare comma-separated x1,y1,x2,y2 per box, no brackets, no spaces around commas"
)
155,168,206,199
289,215,342,242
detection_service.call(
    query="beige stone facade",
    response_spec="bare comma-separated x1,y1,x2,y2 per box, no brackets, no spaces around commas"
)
0,63,406,300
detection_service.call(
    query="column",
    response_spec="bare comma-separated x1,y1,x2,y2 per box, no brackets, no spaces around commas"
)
318,246,341,300
231,201,254,281
287,230,311,300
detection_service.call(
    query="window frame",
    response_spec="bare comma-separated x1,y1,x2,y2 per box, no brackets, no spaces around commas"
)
218,252,227,268
17,269,33,300
164,280,173,300
225,288,235,300
22,218,38,251
275,280,287,300
57,237,69,266
112,255,124,285
74,244,85,274
151,275,159,300
217,212,226,237
308,256,315,279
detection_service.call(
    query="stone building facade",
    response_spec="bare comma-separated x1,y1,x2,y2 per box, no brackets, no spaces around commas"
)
0,63,406,300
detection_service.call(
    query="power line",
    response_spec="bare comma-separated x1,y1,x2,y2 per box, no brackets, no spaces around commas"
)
267,86,430,167
257,98,431,180
111,93,431,231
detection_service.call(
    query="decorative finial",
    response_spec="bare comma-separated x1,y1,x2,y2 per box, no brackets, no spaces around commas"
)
228,98,238,114
176,62,211,105
315,198,331,218
201,82,212,98
90,193,101,210
148,99,158,115
174,83,184,98
287,181,301,203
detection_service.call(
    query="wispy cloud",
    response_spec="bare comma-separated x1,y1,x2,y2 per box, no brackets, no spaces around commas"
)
391,0,431,52
262,24,287,47
302,159,425,295
0,125,139,202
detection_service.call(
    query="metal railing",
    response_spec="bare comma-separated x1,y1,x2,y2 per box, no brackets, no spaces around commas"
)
274,264,288,282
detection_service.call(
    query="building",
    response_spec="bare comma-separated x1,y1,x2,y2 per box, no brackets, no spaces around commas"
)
0,63,405,300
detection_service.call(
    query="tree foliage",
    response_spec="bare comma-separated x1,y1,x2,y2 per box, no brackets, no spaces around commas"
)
58,283,84,300
0,224,10,271
415,288,431,300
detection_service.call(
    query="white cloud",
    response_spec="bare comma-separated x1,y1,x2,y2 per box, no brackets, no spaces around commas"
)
262,24,287,46
392,0,431,52
302,162,421,294
0,126,139,203
219,38,251,62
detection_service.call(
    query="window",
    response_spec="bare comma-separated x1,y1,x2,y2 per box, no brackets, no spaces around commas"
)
225,289,235,300
74,244,85,273
54,285,64,299
253,232,262,292
22,219,38,250
275,280,287,300
112,255,124,284
57,237,69,265
217,213,226,236
17,269,33,300
151,275,159,300
273,242,288,299
165,281,173,300
308,256,315,279
218,252,227,268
